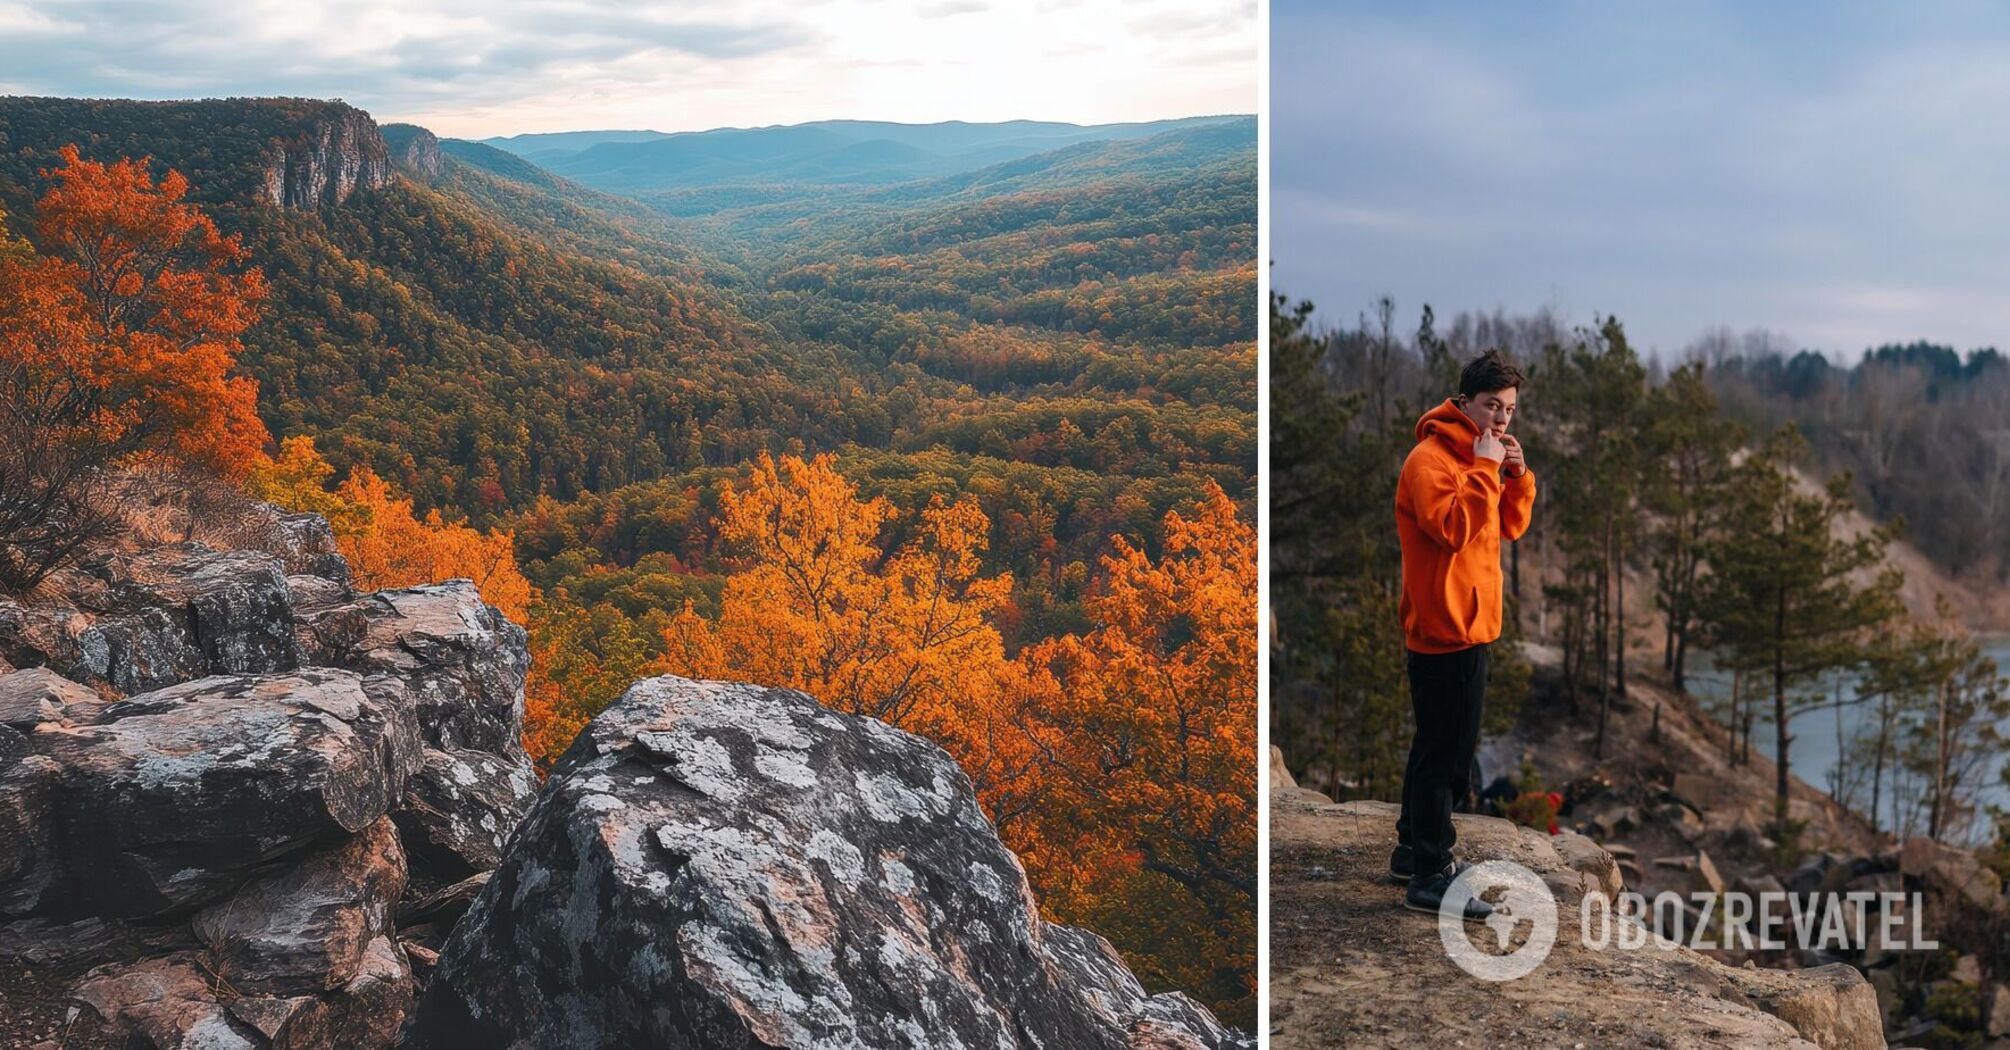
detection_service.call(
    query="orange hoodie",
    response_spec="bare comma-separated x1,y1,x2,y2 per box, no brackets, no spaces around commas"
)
1395,398,1537,654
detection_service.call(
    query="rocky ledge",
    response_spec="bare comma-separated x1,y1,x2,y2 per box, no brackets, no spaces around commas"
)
1267,751,1883,1050
0,506,1241,1048
0,505,535,1048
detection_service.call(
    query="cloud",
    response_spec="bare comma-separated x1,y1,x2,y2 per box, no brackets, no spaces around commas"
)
1273,2,2010,359
0,0,1252,136
917,0,987,17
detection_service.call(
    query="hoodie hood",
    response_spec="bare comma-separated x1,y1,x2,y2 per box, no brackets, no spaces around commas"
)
1414,398,1481,460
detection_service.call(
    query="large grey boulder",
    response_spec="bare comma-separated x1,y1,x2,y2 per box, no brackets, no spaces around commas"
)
297,580,536,882
30,669,422,916
409,676,1243,1050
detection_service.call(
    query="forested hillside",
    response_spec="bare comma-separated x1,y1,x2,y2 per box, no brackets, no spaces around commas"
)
0,96,1257,1023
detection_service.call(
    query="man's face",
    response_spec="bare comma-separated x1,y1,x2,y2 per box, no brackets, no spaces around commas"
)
1459,387,1518,436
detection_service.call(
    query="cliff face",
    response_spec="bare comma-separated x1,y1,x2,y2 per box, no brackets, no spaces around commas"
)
261,107,395,209
381,123,443,182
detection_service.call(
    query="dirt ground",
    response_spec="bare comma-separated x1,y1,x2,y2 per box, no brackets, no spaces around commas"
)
1266,798,1871,1049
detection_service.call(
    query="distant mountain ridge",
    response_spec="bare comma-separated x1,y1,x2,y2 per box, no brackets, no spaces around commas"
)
478,115,1251,195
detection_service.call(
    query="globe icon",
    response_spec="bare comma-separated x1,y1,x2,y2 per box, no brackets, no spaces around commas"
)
1438,859,1559,981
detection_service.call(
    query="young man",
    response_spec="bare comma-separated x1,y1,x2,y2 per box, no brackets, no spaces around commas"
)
1390,350,1536,920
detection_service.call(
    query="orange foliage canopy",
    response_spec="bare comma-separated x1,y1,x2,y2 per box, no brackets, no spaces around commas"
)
248,435,533,624
0,145,268,478
1019,481,1257,1006
664,451,1017,733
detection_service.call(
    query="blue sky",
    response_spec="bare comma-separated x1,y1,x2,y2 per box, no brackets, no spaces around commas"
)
0,1,1255,138
1273,1,2010,360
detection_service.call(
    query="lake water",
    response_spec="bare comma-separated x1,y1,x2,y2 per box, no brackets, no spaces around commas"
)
1683,638,2010,843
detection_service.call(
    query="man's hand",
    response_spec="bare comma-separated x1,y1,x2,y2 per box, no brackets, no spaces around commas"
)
1474,429,1506,464
1500,434,1527,477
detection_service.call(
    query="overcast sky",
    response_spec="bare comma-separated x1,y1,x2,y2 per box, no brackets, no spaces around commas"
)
1274,0,2010,362
0,0,1255,138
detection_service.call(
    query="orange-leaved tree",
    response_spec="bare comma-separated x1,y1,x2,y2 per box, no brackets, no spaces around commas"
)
1022,481,1257,1020
654,452,1051,824
0,146,268,589
666,452,1015,727
246,434,533,623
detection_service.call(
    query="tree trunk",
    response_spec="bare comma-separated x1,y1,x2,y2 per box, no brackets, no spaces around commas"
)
1930,676,1949,839
1870,692,1890,835
1673,622,1689,695
1728,667,1744,764
1773,588,1790,831
1595,524,1613,759
1615,531,1628,699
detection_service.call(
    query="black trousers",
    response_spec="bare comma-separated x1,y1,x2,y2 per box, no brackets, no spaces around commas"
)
1395,643,1490,875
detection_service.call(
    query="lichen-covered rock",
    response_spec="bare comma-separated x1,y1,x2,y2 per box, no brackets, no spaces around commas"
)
32,669,422,916
192,816,406,991
263,508,353,585
296,581,528,756
409,676,1241,1050
70,934,414,1050
394,745,536,881
34,544,304,695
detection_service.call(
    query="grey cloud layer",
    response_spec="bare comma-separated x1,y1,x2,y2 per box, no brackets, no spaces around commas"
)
0,0,808,110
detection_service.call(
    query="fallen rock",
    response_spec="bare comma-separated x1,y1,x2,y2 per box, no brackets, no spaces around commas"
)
1990,981,2010,1037
72,935,413,1050
1901,836,2003,916
410,676,1244,1049
32,669,422,916
71,953,261,1048
1551,829,1624,901
0,667,104,728
399,872,488,932
252,505,353,585
1719,962,1884,1050
1694,849,1726,896
192,816,406,991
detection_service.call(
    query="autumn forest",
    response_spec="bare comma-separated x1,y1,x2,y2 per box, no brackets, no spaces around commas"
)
0,98,1257,1021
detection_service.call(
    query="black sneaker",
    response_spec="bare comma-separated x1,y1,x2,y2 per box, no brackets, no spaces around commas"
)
1388,846,1472,884
1403,865,1493,923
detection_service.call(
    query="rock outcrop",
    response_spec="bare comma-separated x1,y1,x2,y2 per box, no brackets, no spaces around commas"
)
381,123,443,181
2,506,1240,1049
1269,785,1884,1050
261,106,394,209
411,676,1246,1050
0,505,531,1048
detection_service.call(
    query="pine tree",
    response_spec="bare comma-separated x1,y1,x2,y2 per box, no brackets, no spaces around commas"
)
1696,428,1905,828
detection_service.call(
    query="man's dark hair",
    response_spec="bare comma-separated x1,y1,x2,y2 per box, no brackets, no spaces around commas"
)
1459,349,1525,398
